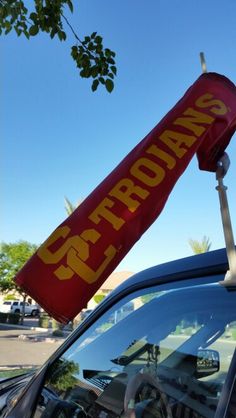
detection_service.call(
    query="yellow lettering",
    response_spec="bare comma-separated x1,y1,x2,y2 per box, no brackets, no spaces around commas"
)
130,157,165,187
146,144,176,169
38,227,117,283
37,226,71,264
159,130,196,158
53,228,100,280
55,229,117,284
195,93,227,115
109,178,149,213
89,197,125,230
174,108,214,136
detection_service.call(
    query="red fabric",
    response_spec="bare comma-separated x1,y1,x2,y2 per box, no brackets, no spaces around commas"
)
15,72,236,323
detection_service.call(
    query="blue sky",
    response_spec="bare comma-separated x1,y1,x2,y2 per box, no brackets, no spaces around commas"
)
2,0,236,274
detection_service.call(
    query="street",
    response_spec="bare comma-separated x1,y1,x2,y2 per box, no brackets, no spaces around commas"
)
0,322,65,371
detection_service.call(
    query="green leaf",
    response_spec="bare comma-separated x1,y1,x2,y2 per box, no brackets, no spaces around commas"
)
50,28,57,38
101,67,109,76
105,79,114,93
91,79,99,92
88,42,95,51
5,21,11,30
66,0,73,12
5,27,12,35
95,35,102,44
71,46,78,59
80,68,91,78
95,45,102,54
105,48,111,57
111,65,117,75
99,77,105,84
91,32,97,39
15,27,22,36
29,12,38,22
29,25,39,36
91,66,99,78
107,57,115,64
23,30,30,39
58,30,66,41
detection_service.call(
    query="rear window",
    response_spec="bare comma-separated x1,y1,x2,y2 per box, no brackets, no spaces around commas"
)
3,302,11,305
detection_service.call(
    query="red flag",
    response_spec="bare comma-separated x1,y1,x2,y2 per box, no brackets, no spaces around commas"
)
15,72,236,323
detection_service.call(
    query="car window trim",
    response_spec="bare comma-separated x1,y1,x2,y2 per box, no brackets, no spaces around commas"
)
5,365,49,418
215,347,236,418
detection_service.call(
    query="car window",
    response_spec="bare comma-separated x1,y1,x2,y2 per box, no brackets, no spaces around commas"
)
3,302,11,305
33,279,236,418
13,302,18,306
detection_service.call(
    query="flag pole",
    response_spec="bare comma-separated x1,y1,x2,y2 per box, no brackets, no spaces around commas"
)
216,154,236,283
199,52,236,283
199,52,207,73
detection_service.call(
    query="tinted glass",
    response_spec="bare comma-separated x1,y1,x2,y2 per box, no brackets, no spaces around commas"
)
33,280,236,418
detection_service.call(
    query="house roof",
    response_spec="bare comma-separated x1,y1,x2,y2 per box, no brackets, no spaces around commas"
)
100,271,134,291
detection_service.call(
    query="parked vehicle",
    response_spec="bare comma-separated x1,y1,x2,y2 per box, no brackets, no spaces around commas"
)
1,248,236,417
0,300,40,317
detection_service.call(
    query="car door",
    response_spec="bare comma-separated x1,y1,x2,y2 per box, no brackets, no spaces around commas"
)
5,274,236,418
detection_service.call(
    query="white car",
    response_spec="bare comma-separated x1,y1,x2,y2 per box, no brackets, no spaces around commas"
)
0,300,40,317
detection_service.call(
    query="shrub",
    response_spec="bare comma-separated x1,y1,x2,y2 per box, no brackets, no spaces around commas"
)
52,329,64,337
8,313,20,324
173,325,182,335
52,319,64,330
231,328,236,340
93,294,105,304
38,314,50,329
0,312,8,323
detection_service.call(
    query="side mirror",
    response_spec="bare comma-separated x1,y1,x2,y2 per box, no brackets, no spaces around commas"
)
196,349,220,378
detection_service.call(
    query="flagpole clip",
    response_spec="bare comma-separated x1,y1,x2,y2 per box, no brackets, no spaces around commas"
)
216,153,236,285
216,152,230,179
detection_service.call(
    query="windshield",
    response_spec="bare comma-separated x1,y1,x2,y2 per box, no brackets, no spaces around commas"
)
33,278,236,418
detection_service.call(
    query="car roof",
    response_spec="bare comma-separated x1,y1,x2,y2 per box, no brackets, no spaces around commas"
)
107,247,230,300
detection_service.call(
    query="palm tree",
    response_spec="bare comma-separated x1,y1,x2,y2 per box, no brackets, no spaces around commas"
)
188,236,212,254
64,196,76,215
64,196,84,216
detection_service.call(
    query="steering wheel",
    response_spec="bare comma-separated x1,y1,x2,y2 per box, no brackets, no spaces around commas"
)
124,372,173,418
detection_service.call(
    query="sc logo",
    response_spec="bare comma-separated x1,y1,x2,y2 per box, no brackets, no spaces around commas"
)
37,225,117,284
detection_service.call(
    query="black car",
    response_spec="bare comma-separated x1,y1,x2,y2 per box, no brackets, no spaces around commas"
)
1,247,236,418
